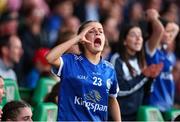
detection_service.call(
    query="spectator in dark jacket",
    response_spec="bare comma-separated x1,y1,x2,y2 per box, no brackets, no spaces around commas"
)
110,9,163,120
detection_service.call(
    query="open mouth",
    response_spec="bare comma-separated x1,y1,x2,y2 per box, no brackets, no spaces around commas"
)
94,38,101,47
135,42,141,46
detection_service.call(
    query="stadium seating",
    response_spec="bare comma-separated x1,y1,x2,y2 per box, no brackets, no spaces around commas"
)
32,102,58,121
19,87,33,103
137,106,164,121
163,109,180,121
0,79,21,106
32,77,57,106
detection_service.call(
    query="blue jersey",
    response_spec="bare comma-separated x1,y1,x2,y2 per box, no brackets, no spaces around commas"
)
53,53,119,121
145,45,175,112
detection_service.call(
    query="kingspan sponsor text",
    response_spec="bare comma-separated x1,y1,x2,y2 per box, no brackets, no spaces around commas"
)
74,96,107,112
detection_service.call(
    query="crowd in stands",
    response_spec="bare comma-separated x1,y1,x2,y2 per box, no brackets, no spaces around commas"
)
0,0,180,121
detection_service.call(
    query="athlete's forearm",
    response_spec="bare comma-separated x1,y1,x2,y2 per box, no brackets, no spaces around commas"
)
46,36,80,65
108,97,121,122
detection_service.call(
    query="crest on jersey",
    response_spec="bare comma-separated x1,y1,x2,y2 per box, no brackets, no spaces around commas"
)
106,79,112,90
84,90,101,103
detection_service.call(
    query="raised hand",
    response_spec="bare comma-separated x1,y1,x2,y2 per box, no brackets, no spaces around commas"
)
142,63,163,78
146,9,159,21
168,22,179,41
77,26,92,44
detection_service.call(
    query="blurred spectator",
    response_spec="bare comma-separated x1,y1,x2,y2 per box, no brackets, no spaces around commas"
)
110,22,162,121
74,0,100,22
144,10,179,112
1,100,32,121
173,59,180,109
0,35,23,81
60,16,80,33
44,82,60,104
99,0,127,19
45,0,74,46
101,16,120,54
0,76,5,121
124,0,144,25
160,1,179,23
16,6,49,86
161,21,179,64
25,48,51,89
19,0,49,17
99,0,112,18
19,5,48,47
7,0,22,12
101,17,119,43
107,3,123,24
0,10,18,36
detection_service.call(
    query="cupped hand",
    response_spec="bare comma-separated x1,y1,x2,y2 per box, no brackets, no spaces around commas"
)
78,26,92,44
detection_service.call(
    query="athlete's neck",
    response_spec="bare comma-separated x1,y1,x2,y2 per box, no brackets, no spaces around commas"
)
84,51,101,65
